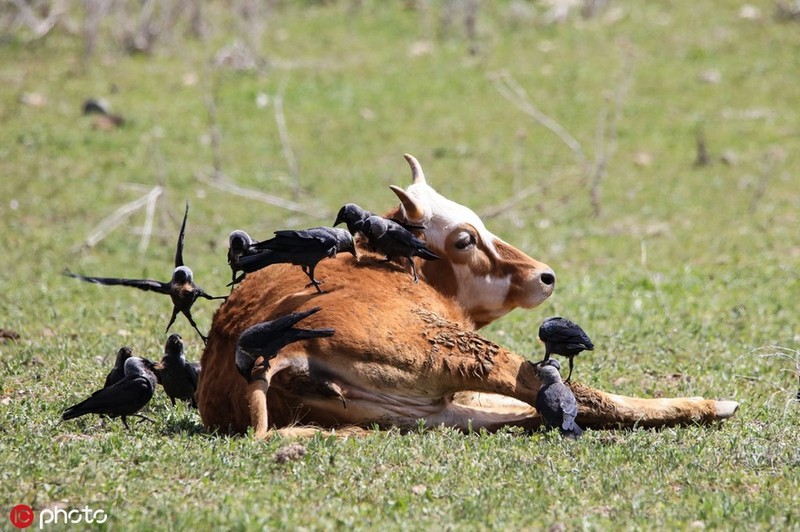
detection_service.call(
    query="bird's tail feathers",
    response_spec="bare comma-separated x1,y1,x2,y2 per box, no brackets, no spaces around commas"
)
415,248,440,261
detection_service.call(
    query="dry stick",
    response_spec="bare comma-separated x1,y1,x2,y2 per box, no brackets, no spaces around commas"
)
11,0,64,41
490,71,588,170
273,92,301,199
196,172,330,219
138,186,161,253
83,186,164,249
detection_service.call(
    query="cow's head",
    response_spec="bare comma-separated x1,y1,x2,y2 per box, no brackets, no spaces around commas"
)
389,154,555,328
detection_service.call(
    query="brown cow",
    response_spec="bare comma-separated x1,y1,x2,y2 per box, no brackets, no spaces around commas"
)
197,154,738,438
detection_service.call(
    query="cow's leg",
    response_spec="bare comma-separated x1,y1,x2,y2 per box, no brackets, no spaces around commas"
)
424,342,738,428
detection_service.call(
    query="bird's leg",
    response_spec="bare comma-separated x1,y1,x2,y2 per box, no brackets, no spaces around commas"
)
132,414,155,424
170,397,177,407
121,417,131,430
165,307,180,334
303,264,324,293
565,358,575,384
538,352,551,366
183,309,209,345
408,257,420,283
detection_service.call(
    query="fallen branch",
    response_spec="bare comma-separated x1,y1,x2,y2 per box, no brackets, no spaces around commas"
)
83,186,164,249
489,70,587,169
196,172,330,219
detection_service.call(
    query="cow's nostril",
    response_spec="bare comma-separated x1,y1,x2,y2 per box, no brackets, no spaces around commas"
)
540,271,556,286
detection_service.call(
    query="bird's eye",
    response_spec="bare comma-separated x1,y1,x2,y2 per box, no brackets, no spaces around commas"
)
454,233,476,250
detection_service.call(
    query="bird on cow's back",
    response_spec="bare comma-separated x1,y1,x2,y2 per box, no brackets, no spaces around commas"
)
236,226,356,293
63,203,227,344
537,316,594,383
535,358,584,439
226,229,259,289
157,333,200,408
61,356,158,430
333,203,425,240
358,215,439,283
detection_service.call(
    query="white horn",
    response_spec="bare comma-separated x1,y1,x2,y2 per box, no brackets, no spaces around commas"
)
389,185,425,223
403,153,427,185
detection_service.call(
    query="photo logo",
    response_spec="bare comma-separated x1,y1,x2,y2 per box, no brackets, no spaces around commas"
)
9,505,34,529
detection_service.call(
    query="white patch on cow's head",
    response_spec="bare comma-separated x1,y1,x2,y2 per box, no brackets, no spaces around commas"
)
390,154,555,326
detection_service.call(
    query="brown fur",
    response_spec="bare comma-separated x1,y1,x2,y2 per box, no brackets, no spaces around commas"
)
198,248,736,437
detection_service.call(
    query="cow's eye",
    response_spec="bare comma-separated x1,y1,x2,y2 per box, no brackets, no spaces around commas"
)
454,232,476,250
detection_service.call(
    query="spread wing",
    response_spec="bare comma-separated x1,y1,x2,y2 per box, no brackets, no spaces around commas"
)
175,203,189,267
64,271,170,294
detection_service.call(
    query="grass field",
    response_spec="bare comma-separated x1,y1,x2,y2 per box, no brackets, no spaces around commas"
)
1,1,799,529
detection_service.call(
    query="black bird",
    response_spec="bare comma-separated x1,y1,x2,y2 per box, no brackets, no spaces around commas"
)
538,316,594,383
333,203,425,238
61,357,158,429
535,359,584,439
64,204,227,343
104,346,133,388
359,215,439,283
227,229,258,288
238,227,356,293
235,306,335,382
157,333,200,407
333,203,371,236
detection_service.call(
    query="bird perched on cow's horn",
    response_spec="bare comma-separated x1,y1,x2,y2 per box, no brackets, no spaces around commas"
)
61,357,158,430
63,203,227,344
236,227,356,293
535,359,584,439
358,215,439,283
537,316,594,383
157,333,200,408
235,306,335,381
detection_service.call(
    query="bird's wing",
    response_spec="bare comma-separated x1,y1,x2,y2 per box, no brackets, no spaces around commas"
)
255,229,331,252
237,307,324,350
64,271,170,294
184,362,200,390
559,388,580,431
175,203,189,267
62,376,151,419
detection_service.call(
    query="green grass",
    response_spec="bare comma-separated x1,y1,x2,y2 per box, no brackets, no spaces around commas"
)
2,1,800,529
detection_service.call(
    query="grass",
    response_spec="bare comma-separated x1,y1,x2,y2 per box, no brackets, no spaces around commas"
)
1,1,800,529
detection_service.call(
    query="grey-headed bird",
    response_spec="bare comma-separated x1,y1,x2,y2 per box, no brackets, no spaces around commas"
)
227,229,258,288
538,316,594,383
359,215,439,283
535,359,584,439
157,333,200,407
237,227,356,293
61,357,158,429
64,204,227,344
333,203,372,236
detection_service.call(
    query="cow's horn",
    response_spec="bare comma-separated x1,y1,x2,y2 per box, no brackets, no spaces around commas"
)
389,185,425,222
403,153,427,185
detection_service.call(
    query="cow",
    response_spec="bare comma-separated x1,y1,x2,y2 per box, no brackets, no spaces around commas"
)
196,154,738,438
